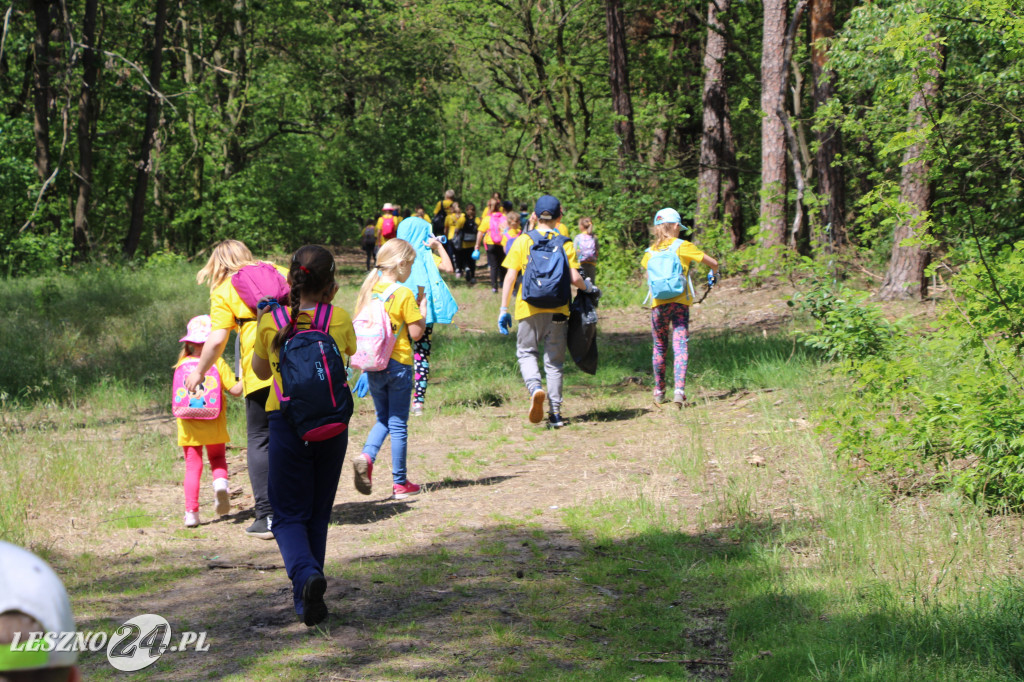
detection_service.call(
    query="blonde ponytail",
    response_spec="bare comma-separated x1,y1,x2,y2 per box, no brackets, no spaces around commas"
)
354,239,416,316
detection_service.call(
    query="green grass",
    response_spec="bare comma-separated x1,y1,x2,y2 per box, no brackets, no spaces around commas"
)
3,261,1024,680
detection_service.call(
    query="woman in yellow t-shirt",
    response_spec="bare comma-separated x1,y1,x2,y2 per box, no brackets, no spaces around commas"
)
641,208,719,407
351,239,426,501
444,202,464,272
189,239,288,540
476,195,509,293
250,245,357,627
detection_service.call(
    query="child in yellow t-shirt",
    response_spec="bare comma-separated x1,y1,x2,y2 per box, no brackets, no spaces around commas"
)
173,315,243,527
351,239,426,500
641,208,719,407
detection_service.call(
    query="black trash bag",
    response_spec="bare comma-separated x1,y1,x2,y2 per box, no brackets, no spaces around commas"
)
568,288,600,375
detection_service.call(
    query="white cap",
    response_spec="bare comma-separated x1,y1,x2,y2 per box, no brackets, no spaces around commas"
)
0,542,78,670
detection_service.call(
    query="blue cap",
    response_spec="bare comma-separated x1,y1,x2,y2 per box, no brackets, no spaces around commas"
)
653,208,682,226
534,195,561,220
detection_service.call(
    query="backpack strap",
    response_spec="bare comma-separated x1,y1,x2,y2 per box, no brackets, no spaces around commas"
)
373,282,407,339
311,303,334,333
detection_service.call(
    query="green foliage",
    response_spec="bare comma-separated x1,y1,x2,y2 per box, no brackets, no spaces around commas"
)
790,278,895,363
816,245,1024,506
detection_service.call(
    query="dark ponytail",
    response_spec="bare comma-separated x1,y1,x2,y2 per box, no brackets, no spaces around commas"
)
271,245,336,352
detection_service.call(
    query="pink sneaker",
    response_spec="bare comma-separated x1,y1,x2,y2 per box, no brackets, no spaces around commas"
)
353,453,373,495
392,481,421,499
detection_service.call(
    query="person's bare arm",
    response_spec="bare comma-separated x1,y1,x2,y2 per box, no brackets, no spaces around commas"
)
184,328,229,391
702,254,720,273
408,318,427,342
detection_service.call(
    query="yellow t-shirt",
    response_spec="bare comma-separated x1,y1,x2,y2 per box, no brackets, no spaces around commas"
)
457,215,480,248
554,221,569,237
501,228,581,320
370,282,423,365
640,238,707,307
479,210,507,246
176,356,239,447
253,304,357,412
208,263,289,396
445,213,465,241
501,228,521,249
433,199,454,216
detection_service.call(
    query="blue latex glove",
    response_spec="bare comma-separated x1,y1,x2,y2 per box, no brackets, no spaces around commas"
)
498,309,513,335
707,271,718,288
354,371,369,398
471,249,480,261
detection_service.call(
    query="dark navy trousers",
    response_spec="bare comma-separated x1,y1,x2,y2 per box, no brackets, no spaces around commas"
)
267,412,347,616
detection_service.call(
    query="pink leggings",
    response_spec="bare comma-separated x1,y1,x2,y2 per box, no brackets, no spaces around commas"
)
651,302,690,395
183,444,227,512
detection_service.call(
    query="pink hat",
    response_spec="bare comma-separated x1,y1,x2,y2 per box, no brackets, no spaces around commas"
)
180,315,212,343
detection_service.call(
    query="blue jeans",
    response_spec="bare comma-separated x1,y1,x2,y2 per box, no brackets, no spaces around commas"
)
362,359,413,485
267,412,347,616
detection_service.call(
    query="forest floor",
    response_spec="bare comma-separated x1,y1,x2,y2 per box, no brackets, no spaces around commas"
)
31,250,920,680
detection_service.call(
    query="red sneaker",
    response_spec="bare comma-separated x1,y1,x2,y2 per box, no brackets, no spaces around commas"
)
353,453,373,495
392,481,421,499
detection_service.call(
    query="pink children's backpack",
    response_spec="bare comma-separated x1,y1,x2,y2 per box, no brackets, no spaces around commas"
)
488,212,505,245
350,283,404,372
380,215,397,241
172,358,222,420
231,262,290,311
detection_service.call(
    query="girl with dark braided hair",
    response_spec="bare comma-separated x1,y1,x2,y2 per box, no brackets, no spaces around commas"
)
252,245,356,627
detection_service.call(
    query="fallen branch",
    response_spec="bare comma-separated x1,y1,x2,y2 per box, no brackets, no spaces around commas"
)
207,561,284,571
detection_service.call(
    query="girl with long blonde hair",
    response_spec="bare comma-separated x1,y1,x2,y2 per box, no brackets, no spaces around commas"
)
351,239,428,501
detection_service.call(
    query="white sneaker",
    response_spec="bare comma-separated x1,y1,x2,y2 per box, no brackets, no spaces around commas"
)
184,511,200,527
213,478,231,516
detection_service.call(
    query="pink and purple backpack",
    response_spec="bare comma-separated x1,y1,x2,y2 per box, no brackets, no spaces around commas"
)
172,359,222,420
350,283,404,372
488,212,506,245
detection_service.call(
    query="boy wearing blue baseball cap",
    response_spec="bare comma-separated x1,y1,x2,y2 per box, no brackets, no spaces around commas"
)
497,195,598,428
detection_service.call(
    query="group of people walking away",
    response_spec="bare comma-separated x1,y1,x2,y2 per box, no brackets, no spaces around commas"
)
170,195,717,626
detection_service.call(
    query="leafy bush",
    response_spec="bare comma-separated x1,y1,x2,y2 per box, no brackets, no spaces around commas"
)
816,244,1024,506
789,277,895,363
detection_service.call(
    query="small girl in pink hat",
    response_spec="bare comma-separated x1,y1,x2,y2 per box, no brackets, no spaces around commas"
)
172,314,244,527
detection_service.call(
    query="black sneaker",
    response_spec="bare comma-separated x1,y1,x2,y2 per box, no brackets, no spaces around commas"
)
245,515,274,540
548,412,566,429
300,573,328,627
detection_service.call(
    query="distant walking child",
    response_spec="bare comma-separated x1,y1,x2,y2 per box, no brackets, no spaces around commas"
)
574,216,599,283
251,245,356,627
361,222,378,270
498,194,597,428
351,239,427,499
172,315,243,527
642,208,719,406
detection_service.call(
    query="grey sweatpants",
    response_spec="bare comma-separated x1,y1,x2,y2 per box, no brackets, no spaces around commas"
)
516,313,568,412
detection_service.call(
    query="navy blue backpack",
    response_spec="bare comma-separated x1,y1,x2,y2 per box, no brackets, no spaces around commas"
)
521,230,571,308
269,303,353,442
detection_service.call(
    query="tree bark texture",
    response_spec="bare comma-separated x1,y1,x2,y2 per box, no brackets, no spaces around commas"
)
810,0,846,248
605,0,636,165
722,95,744,246
31,0,53,183
759,0,788,247
124,0,169,258
878,37,945,301
73,0,98,259
779,1,810,254
696,0,730,235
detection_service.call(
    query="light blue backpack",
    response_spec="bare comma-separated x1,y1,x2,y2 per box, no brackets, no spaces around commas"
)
645,238,693,301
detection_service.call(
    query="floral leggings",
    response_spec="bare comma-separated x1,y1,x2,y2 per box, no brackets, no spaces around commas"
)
651,302,690,396
412,324,433,405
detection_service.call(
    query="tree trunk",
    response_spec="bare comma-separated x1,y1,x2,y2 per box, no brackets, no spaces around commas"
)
878,37,945,301
72,0,98,259
124,0,169,258
759,0,788,247
779,1,810,254
31,0,53,183
722,91,744,247
810,0,846,249
180,3,204,252
696,0,729,234
605,0,636,165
